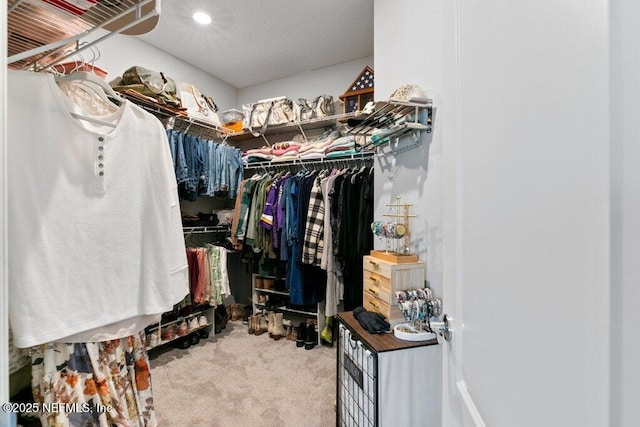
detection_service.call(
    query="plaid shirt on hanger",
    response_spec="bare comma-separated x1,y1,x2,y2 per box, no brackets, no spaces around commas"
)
302,170,328,266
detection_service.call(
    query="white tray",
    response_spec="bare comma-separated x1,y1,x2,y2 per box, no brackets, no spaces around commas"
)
393,323,437,342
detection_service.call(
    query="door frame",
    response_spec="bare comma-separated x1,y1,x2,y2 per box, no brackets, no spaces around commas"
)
1,0,10,413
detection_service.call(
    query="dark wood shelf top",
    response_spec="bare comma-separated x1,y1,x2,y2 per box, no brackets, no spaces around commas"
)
338,311,438,353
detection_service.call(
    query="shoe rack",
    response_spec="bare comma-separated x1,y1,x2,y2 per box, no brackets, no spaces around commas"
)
144,306,215,351
251,273,325,346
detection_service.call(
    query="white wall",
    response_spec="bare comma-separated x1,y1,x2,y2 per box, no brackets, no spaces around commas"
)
374,0,444,301
237,56,373,106
84,33,370,115
374,1,444,425
84,31,238,112
610,0,640,425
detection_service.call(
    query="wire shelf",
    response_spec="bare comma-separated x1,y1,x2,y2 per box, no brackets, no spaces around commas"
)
8,0,159,71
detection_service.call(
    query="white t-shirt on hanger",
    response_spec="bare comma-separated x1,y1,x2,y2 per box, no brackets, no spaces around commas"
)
7,70,189,348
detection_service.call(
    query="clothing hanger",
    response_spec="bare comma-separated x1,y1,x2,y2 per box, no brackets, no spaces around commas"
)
55,71,124,107
351,165,367,184
55,69,125,128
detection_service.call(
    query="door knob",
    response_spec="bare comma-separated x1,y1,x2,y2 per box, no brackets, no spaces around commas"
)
427,314,452,342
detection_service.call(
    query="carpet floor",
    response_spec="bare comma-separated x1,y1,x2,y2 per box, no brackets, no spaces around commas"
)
148,321,337,427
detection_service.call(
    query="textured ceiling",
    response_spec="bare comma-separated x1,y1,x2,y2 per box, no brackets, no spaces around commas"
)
137,0,374,89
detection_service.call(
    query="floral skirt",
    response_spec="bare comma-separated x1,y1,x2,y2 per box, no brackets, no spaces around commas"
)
31,331,157,427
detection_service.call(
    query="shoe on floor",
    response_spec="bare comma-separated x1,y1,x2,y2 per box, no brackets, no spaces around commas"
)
296,322,307,348
173,336,191,350
267,311,275,337
305,323,317,350
248,314,256,334
285,324,293,340
255,313,267,336
320,316,333,346
189,333,200,346
272,313,286,340
214,310,224,334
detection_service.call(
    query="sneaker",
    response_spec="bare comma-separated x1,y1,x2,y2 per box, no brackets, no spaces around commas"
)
388,84,428,104
198,315,208,327
147,334,158,348
189,317,199,331
176,320,189,336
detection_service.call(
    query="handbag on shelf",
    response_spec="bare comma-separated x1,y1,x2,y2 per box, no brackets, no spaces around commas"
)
295,95,335,122
177,81,221,126
113,65,181,107
312,94,335,118
243,96,296,134
297,98,315,121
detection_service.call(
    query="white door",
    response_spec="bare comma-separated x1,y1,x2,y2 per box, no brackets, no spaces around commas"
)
441,1,610,426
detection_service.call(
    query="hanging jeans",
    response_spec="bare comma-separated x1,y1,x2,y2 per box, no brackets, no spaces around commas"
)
166,129,188,185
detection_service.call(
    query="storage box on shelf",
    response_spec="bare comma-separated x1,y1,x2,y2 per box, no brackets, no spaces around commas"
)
251,273,325,344
362,254,425,326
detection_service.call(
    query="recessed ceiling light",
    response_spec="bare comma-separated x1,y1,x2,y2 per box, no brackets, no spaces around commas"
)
193,11,212,25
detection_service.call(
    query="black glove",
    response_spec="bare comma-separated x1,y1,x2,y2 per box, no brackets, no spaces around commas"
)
353,306,390,334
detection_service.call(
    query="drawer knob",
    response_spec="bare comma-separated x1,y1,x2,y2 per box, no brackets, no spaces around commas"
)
370,287,379,296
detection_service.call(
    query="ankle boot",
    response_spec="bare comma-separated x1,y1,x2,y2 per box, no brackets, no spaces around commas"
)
267,311,275,337
253,313,262,336
271,313,286,340
296,322,307,348
257,313,269,335
305,323,317,350
248,314,255,334
285,323,293,340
